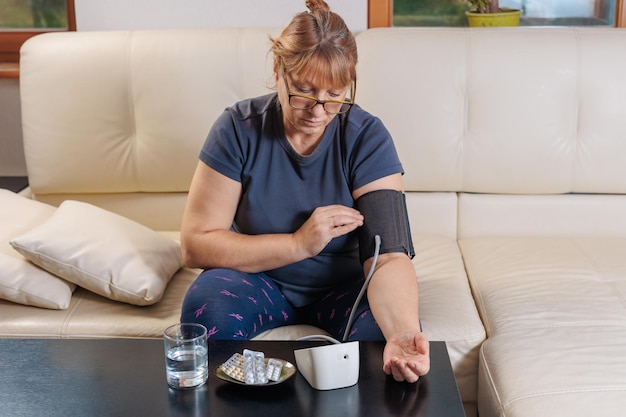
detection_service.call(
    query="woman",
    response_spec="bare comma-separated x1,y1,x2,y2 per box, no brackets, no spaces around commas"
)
180,0,429,383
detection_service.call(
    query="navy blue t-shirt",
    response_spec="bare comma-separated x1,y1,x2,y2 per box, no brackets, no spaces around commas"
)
200,93,403,306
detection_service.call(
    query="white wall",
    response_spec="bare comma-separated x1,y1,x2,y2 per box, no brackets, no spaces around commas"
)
75,0,368,32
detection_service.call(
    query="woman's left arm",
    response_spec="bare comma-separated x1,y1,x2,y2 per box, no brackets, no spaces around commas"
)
353,173,431,382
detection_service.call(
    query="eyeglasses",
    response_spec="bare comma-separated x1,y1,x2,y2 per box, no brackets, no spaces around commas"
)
281,65,355,115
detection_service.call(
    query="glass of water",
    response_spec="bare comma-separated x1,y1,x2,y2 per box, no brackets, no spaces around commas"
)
164,323,208,389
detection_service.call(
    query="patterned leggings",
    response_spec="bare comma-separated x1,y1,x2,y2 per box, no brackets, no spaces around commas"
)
180,268,384,341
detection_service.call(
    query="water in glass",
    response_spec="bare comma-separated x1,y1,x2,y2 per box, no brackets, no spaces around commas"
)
166,344,208,388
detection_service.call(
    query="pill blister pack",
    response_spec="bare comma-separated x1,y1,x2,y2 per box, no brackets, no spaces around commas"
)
219,349,284,385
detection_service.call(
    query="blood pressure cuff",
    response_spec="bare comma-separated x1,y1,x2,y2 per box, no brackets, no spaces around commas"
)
355,189,415,265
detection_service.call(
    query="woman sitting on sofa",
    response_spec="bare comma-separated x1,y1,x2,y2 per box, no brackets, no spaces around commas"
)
179,0,429,383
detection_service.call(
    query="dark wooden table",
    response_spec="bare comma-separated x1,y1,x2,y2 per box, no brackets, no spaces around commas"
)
0,339,465,417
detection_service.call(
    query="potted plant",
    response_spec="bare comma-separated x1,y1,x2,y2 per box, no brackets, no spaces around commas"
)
465,0,522,27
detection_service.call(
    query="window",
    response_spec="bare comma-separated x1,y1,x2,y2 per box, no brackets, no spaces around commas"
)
0,0,75,65
368,0,626,28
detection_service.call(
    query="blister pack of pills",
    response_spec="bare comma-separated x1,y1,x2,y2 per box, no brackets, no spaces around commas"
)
243,349,268,384
266,358,284,382
219,352,245,382
219,349,284,385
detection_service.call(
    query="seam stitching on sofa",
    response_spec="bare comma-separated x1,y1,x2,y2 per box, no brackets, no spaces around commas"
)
458,240,493,337
461,30,470,193
569,28,582,193
60,289,86,338
569,237,626,310
126,31,141,191
503,385,626,410
479,341,505,413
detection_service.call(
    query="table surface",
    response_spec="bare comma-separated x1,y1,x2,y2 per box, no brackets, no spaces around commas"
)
0,339,465,417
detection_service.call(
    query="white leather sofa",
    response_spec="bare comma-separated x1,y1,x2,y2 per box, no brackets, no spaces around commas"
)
3,27,626,417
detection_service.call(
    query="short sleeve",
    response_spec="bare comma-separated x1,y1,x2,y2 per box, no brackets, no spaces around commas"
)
345,112,404,191
199,109,245,183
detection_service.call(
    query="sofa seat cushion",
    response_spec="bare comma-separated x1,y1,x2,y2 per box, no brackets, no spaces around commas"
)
0,266,199,338
0,190,75,309
461,236,626,417
460,237,626,336
478,327,626,417
10,200,184,306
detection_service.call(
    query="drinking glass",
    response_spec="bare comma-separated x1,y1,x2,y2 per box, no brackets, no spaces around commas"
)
164,323,208,389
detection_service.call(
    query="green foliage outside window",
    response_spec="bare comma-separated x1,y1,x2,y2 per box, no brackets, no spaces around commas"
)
393,0,470,27
0,0,67,29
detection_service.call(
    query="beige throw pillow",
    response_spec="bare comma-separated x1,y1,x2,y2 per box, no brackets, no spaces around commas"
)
11,200,183,306
0,189,75,309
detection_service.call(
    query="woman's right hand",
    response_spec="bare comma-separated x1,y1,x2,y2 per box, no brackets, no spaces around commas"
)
293,205,363,258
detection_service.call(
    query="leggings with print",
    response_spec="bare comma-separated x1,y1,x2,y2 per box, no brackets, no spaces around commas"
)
180,268,384,341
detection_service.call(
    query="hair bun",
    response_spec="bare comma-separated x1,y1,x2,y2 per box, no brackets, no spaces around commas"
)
306,0,330,13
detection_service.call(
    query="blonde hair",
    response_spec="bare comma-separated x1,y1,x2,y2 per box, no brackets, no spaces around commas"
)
270,0,357,90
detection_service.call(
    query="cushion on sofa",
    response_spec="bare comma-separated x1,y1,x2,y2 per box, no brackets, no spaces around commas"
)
478,328,626,417
459,237,626,336
0,189,75,309
461,236,626,417
11,200,183,306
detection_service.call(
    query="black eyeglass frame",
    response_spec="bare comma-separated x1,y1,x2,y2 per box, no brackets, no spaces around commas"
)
280,63,356,115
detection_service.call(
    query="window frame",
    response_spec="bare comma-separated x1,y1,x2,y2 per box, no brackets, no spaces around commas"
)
0,0,76,64
368,0,393,27
367,0,626,28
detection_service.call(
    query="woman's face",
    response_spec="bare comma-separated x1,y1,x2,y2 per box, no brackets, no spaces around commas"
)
276,67,351,143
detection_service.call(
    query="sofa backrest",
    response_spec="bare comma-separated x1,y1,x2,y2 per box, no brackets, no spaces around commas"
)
20,28,279,230
20,27,626,237
356,27,626,238
356,27,626,195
